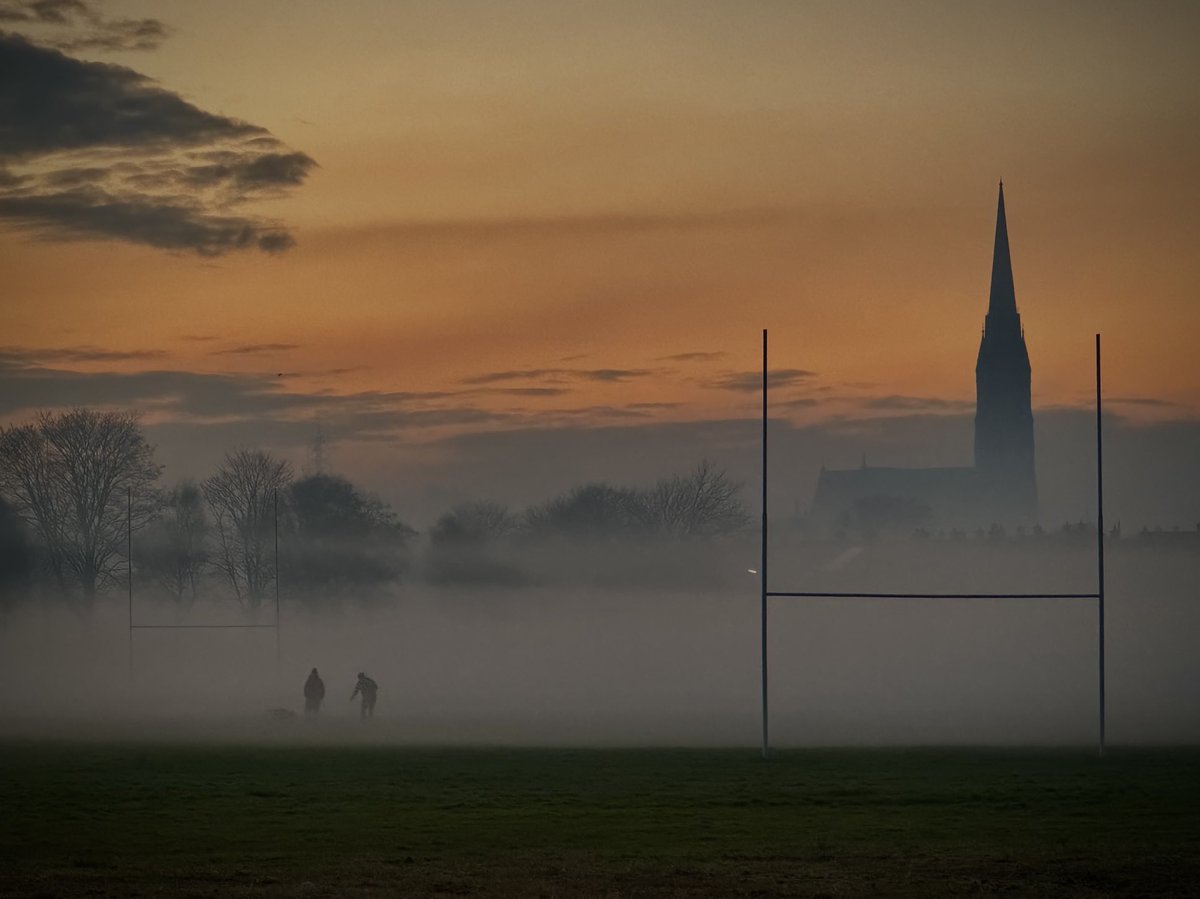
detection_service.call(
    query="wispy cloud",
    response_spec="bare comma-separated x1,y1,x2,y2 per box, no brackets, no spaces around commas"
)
460,367,658,386
210,343,301,356
0,351,664,443
1108,396,1179,408
0,344,169,363
704,368,817,392
0,0,168,52
860,395,974,412
479,387,571,397
657,351,727,363
0,350,512,436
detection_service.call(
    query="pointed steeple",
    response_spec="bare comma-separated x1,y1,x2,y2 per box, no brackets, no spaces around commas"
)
988,180,1017,315
975,181,1036,522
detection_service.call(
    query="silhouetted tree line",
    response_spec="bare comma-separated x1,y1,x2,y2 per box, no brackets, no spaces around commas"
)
434,460,746,545
427,461,749,585
0,411,413,608
140,450,417,607
0,409,751,604
808,500,1200,548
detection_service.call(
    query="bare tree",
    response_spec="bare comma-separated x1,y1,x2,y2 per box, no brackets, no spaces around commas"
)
427,500,525,586
640,460,749,538
0,409,161,604
430,501,517,547
523,483,648,542
139,480,210,605
0,496,33,602
286,472,415,595
203,449,291,607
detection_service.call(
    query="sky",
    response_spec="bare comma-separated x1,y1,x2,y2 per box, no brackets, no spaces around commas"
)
3,0,1199,526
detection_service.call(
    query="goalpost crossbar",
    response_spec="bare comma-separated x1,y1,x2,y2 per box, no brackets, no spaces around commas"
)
126,488,283,681
759,329,1107,758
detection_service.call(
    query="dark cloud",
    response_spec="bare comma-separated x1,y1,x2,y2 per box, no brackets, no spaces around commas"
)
0,0,167,51
481,387,571,397
52,18,168,53
0,354,304,418
0,351,517,436
0,31,315,254
5,0,87,25
460,369,569,385
210,343,301,356
583,369,657,382
2,343,1198,532
183,151,314,192
0,33,259,159
0,344,168,363
861,395,975,412
0,188,298,254
1109,396,1180,408
538,405,657,420
657,351,727,362
0,351,679,457
348,206,823,248
779,397,821,409
316,407,510,442
704,368,817,392
460,367,657,386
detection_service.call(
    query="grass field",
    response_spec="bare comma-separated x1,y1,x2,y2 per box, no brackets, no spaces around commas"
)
2,742,1199,897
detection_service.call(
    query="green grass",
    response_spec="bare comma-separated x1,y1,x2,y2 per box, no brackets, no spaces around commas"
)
2,742,1199,897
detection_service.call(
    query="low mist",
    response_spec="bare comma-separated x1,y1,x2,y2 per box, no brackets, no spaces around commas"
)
2,538,1196,747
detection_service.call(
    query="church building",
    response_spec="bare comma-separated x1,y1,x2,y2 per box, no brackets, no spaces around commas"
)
811,184,1038,529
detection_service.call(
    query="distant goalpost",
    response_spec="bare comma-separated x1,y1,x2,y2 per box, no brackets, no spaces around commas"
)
126,489,282,683
758,330,1107,757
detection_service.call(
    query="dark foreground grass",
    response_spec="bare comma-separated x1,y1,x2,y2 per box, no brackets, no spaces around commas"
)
2,742,1199,898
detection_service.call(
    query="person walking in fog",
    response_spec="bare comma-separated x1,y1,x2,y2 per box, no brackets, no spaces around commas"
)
304,668,325,716
350,672,378,718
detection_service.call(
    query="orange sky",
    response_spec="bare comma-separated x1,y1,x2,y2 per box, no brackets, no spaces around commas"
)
3,0,1200,505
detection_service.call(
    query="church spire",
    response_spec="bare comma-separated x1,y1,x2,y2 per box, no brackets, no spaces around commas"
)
975,181,1036,522
988,180,1017,315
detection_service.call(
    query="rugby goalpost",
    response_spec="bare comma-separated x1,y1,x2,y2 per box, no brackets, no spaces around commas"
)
758,330,1106,757
127,488,282,683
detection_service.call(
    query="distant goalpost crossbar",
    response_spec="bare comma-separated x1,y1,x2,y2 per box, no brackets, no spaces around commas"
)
758,330,1106,757
126,488,283,682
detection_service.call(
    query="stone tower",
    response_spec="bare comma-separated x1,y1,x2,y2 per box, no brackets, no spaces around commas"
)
974,182,1037,521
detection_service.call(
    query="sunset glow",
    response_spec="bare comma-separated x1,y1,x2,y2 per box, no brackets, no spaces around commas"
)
4,1,1199,523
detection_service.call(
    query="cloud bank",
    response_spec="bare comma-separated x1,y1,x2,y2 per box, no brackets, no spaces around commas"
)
0,27,315,254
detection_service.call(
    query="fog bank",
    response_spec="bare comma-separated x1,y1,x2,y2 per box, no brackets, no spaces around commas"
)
1,543,1197,746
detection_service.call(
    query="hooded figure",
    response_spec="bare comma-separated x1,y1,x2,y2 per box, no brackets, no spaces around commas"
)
350,672,378,718
304,668,325,715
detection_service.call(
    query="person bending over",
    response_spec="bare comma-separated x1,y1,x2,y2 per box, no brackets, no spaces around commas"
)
350,672,378,718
